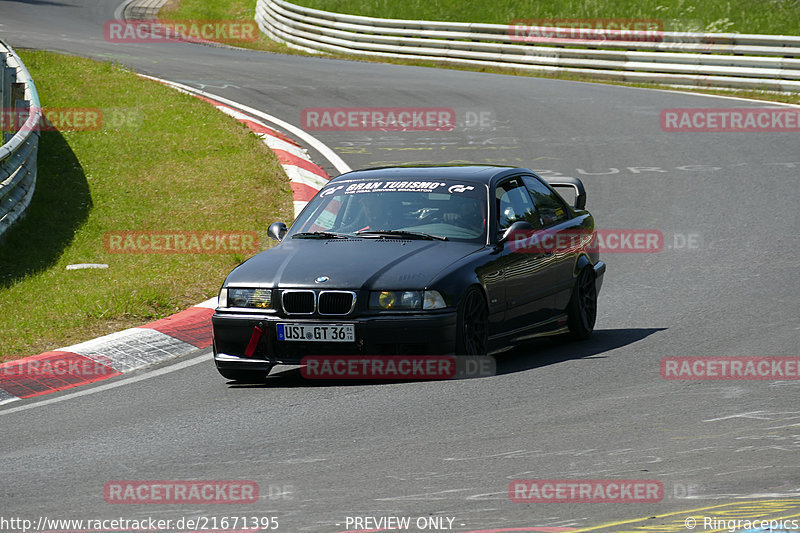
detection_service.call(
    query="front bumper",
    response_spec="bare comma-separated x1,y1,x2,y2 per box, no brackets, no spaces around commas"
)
212,311,458,368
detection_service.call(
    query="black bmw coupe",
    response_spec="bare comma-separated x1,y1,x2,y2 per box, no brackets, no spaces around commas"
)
212,165,605,381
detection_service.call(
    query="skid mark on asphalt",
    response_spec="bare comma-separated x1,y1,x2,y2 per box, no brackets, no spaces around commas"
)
375,488,477,501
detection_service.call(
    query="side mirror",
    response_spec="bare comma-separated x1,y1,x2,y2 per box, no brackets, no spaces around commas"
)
268,222,287,242
544,176,587,210
498,220,535,246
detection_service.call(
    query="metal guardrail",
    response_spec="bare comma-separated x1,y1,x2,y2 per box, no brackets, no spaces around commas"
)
0,38,41,239
255,0,800,92
120,0,170,21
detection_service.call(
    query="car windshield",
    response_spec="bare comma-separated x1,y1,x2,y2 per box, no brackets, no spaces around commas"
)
288,178,488,242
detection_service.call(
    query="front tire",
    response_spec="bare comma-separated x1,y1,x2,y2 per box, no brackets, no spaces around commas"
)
456,287,489,355
567,267,597,340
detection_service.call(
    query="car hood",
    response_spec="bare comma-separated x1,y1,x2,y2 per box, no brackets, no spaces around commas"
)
225,238,482,290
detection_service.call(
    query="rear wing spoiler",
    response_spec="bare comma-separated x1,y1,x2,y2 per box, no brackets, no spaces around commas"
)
543,176,587,210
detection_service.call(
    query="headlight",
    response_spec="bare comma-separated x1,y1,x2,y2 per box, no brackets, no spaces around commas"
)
217,287,228,308
223,288,272,309
369,290,446,310
423,290,446,310
370,290,421,310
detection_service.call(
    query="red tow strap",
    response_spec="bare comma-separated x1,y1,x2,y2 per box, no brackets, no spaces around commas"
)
244,325,263,358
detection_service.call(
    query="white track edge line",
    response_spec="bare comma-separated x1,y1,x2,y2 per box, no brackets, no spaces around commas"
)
0,353,208,416
622,84,800,109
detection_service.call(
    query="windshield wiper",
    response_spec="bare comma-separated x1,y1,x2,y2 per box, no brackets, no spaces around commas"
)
355,229,448,241
292,231,352,239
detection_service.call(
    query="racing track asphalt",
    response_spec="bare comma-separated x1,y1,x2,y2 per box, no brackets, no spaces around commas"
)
1,1,799,531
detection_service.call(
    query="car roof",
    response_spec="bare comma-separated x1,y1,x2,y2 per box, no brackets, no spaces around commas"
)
328,165,532,184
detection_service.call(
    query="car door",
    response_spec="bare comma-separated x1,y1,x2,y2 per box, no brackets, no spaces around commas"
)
493,176,556,333
522,174,581,311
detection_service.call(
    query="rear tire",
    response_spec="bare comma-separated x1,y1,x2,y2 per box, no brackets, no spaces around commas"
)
456,287,489,355
567,267,597,340
217,367,273,383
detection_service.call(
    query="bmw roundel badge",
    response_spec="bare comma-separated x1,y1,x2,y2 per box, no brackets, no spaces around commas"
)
315,276,329,283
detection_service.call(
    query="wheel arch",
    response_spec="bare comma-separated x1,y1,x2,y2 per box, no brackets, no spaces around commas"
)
573,252,595,277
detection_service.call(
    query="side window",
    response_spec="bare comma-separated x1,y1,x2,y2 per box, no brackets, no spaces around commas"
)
495,178,540,232
523,176,569,227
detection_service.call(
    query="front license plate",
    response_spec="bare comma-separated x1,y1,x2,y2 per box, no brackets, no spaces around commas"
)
277,323,355,342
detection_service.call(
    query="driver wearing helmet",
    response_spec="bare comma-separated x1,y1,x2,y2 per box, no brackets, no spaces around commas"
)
341,192,394,233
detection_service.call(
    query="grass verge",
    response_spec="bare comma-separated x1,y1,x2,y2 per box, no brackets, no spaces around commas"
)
160,0,800,106
291,0,800,36
160,0,299,53
0,50,292,362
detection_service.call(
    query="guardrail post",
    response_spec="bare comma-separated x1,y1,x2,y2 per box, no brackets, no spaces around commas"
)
2,62,11,143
